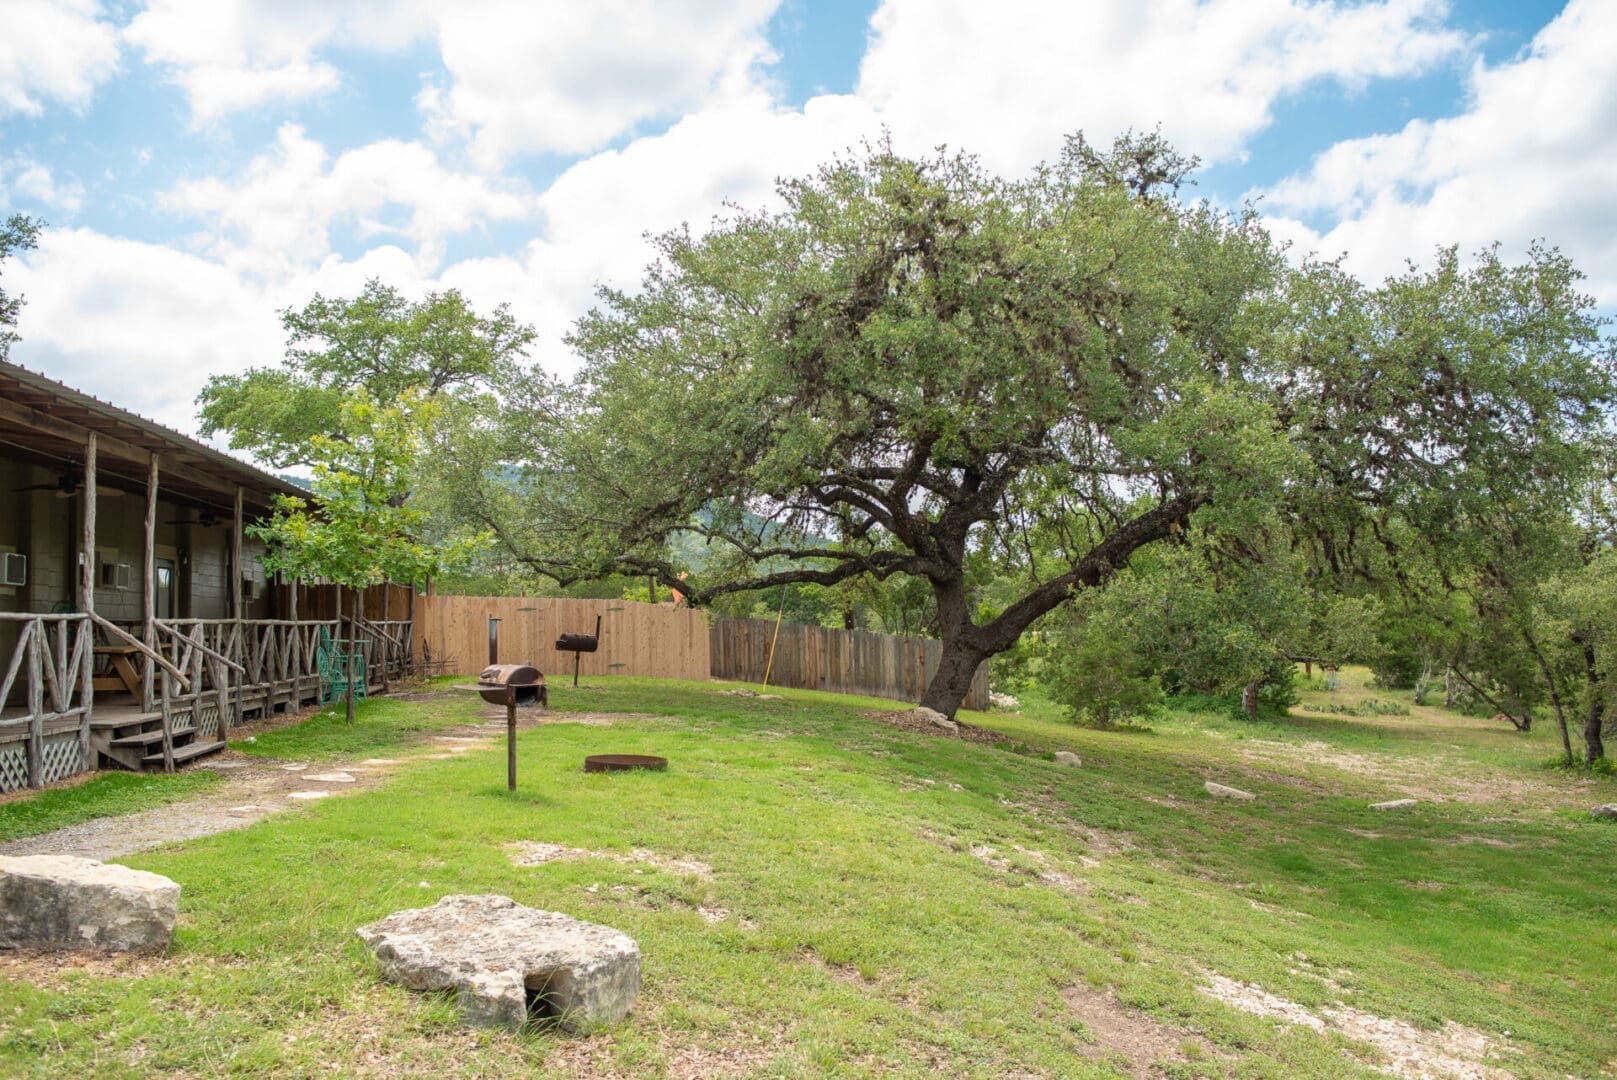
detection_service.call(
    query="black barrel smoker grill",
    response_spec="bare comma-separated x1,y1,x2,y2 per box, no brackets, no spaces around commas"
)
554,614,602,687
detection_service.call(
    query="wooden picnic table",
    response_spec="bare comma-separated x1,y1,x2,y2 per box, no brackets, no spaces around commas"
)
92,644,145,698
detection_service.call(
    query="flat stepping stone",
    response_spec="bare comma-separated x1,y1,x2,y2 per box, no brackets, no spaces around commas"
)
287,791,331,801
357,894,640,1032
1371,799,1419,811
1205,781,1255,801
361,759,398,766
0,855,178,951
305,772,356,783
280,763,308,772
227,804,269,815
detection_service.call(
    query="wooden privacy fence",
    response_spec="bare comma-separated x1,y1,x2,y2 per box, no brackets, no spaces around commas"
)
412,596,712,681
710,617,990,710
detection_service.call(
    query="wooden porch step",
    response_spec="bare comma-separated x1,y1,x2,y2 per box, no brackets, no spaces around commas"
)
89,710,163,729
141,740,226,767
109,729,170,748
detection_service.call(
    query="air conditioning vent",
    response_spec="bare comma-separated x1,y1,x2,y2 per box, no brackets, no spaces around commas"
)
0,552,25,587
99,560,134,590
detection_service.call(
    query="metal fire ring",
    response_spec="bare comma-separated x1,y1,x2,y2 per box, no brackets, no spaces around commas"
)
583,754,668,773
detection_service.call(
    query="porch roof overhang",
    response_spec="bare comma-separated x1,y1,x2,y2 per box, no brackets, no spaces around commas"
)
0,360,306,515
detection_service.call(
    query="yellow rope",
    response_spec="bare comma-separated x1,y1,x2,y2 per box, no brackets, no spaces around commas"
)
761,585,788,690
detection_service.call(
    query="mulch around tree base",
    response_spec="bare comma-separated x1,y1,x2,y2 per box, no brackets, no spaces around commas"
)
860,709,1008,744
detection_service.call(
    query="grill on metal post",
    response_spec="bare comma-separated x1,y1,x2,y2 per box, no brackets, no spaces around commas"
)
555,614,601,688
455,663,548,791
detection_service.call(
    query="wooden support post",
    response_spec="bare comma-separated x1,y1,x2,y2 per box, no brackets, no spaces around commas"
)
507,690,517,792
381,580,391,694
405,584,415,675
231,486,244,735
79,433,96,771
26,627,43,788
289,580,301,707
142,453,159,714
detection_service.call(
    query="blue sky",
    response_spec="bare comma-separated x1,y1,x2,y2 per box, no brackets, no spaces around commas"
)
1,0,1610,440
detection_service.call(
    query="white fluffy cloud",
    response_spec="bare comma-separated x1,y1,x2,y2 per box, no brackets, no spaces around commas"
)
858,0,1466,171
7,229,284,432
2,158,85,213
1259,0,1617,300
422,0,781,165
0,0,119,116
123,0,782,160
161,125,540,278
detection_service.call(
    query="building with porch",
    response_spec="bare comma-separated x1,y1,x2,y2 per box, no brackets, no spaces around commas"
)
0,361,413,793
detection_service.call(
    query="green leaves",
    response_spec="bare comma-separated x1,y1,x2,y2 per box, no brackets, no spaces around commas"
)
198,278,534,470
248,392,487,591
0,213,42,362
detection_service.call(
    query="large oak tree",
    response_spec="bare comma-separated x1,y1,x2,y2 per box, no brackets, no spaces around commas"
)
436,134,1613,718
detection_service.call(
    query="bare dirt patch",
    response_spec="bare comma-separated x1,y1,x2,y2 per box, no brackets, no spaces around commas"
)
860,709,1007,744
0,948,201,987
1233,737,1596,810
1063,984,1217,1078
0,749,402,860
1199,972,1516,1079
507,841,712,876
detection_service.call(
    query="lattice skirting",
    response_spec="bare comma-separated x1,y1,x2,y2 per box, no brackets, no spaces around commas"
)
0,734,87,793
0,742,26,793
198,703,220,739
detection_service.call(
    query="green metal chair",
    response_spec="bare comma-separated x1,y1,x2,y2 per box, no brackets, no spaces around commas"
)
317,627,368,704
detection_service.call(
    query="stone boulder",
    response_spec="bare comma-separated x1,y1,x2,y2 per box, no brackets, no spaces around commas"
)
911,707,959,734
1371,799,1419,812
1053,751,1082,768
0,855,179,952
1591,804,1617,822
1204,781,1255,801
357,894,640,1032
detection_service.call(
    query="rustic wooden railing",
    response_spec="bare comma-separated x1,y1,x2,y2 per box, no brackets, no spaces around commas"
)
0,613,93,792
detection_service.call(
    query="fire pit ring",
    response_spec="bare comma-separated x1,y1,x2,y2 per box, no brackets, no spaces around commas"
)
584,754,668,774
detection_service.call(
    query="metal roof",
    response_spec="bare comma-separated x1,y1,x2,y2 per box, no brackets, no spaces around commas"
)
0,359,308,512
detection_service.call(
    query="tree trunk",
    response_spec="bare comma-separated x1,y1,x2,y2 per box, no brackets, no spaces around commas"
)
918,634,985,718
1241,679,1260,720
345,586,356,726
1413,662,1431,706
1444,665,1455,709
1582,639,1606,767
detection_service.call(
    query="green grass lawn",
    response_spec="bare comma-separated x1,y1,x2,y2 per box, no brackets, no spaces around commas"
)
1,672,1613,1077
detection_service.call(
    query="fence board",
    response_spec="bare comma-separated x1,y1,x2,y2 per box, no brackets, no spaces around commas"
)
709,616,989,711
412,596,713,682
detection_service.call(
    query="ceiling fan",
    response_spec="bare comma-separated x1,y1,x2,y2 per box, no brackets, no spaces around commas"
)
162,510,224,527
12,471,123,498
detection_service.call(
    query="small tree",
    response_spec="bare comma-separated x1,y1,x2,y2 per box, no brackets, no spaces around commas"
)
1,213,41,362
249,395,481,722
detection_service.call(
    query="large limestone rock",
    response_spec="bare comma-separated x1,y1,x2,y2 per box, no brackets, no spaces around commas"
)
357,894,640,1032
1591,804,1617,821
1053,751,1082,768
0,855,179,952
1371,799,1419,812
912,707,959,734
1204,781,1255,801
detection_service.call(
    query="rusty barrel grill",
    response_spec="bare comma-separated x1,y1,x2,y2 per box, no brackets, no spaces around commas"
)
463,662,548,791
555,614,602,687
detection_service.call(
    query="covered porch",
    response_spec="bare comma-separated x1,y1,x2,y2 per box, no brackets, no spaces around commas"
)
0,361,414,792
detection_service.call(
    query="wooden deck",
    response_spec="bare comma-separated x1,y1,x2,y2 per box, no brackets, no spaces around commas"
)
2,614,409,792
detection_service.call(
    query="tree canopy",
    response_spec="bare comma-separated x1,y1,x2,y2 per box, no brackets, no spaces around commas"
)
431,133,1615,719
1,213,41,362
198,279,533,469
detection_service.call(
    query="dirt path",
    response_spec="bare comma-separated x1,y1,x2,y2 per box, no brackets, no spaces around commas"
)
0,707,653,861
